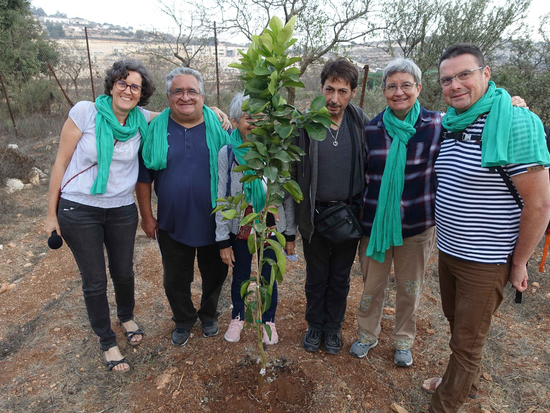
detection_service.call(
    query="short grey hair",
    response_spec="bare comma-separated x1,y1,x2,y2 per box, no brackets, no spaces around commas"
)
382,58,422,89
165,67,205,95
229,92,249,122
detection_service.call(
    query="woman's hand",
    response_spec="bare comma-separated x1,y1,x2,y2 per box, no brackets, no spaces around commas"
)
210,106,231,130
220,247,235,267
44,214,61,237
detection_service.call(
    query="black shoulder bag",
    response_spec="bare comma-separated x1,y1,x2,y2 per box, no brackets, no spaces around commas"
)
314,118,363,244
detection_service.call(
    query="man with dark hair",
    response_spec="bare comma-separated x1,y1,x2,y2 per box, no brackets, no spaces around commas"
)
423,43,550,412
293,58,370,354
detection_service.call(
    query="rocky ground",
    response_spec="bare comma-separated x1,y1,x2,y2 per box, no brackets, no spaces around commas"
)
0,143,550,412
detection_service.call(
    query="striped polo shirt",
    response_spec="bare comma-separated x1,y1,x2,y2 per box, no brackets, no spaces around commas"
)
435,114,542,264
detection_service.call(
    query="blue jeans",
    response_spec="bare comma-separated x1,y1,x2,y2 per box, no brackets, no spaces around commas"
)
231,237,278,322
58,198,138,351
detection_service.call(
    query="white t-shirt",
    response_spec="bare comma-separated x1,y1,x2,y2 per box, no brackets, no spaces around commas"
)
60,101,151,208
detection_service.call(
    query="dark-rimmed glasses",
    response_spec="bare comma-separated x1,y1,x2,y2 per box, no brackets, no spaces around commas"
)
437,67,485,87
114,80,142,94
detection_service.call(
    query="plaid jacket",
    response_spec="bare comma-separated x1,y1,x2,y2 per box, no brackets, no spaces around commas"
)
362,106,443,239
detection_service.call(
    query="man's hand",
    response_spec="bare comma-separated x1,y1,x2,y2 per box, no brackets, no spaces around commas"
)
509,262,528,292
141,215,158,239
285,240,296,255
210,106,231,130
220,247,235,267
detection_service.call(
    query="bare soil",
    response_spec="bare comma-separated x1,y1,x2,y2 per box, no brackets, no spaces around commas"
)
1,178,550,412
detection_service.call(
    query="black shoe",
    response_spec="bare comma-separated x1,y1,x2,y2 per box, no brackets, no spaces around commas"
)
202,321,219,338
302,329,322,352
171,328,190,346
324,333,342,354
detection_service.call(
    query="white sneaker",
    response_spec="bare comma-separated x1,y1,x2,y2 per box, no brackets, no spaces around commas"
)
224,317,244,342
262,321,278,345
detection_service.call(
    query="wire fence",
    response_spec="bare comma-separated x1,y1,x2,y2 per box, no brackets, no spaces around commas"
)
0,30,394,142
0,31,250,140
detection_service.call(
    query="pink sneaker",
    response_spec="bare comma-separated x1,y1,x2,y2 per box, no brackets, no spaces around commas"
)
224,317,244,342
262,322,278,345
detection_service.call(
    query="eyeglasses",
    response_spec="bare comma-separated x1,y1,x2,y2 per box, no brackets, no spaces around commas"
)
114,80,142,95
170,89,200,99
437,67,485,87
384,82,417,93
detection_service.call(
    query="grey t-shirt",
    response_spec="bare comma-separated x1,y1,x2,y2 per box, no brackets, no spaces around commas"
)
316,112,362,202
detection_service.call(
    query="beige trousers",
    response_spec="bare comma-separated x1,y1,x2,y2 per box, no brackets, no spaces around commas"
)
356,227,436,350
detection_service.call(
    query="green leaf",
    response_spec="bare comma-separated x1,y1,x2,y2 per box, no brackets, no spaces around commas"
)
283,180,303,201
255,142,268,156
242,149,262,160
311,95,327,111
274,124,293,139
221,210,237,220
247,233,256,254
284,67,301,75
232,164,251,172
245,78,268,93
274,231,287,249
289,144,306,156
249,98,269,114
285,57,302,66
240,174,261,184
269,16,283,33
304,122,327,141
253,66,271,76
272,43,285,55
244,158,264,170
266,239,286,277
211,205,225,214
240,212,259,227
264,167,278,182
240,279,251,300
313,114,332,128
260,32,273,52
277,16,296,45
273,150,292,162
281,80,305,89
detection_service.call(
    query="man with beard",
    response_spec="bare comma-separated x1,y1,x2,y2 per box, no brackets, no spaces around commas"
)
293,58,369,354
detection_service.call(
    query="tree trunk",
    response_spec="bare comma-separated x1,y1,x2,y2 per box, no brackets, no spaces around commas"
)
285,86,296,106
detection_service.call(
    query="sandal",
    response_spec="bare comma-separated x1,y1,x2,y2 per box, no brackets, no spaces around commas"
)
101,352,131,373
119,321,145,347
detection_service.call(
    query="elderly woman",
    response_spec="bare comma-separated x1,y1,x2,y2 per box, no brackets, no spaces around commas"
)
215,93,296,344
349,58,440,366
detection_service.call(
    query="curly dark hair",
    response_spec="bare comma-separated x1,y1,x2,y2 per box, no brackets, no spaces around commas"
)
103,59,156,107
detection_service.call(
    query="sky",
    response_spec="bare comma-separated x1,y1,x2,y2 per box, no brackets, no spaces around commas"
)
31,0,550,39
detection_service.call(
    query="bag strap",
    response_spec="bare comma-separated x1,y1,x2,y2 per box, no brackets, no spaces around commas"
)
59,139,118,197
225,144,235,197
346,111,357,205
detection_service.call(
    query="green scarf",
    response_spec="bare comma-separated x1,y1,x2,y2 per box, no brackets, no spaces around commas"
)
442,81,549,166
229,129,266,213
92,95,149,195
141,105,229,207
367,100,421,263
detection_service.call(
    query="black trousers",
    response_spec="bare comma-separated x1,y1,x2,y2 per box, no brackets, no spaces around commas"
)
158,230,228,330
302,230,359,334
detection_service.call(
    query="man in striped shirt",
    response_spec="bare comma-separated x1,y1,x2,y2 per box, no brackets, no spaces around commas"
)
425,43,550,412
